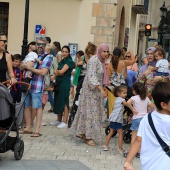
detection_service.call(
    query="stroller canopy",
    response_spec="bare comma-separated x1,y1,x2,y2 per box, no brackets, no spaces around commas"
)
0,84,13,120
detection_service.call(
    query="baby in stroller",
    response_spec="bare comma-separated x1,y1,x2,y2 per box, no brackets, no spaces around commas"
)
0,82,29,160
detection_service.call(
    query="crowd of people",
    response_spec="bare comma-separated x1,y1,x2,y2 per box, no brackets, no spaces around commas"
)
0,31,170,170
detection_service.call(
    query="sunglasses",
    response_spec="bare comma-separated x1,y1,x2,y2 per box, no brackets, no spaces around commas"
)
147,53,153,55
0,40,7,43
126,55,131,58
37,43,46,47
103,51,109,53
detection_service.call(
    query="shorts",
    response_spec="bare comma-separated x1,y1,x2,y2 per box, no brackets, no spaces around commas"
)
23,92,42,109
130,118,143,131
10,91,21,103
42,94,48,105
110,122,122,130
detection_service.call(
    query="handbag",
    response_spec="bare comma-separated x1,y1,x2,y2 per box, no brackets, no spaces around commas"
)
53,82,60,93
148,113,170,157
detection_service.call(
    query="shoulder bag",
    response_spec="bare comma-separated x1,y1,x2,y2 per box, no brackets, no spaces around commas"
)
148,113,170,157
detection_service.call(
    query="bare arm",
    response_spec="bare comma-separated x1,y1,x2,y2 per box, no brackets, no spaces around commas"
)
107,63,113,80
22,63,49,76
6,53,16,85
149,66,158,72
123,99,138,114
54,64,69,76
6,53,14,78
56,53,62,63
124,136,142,170
142,57,148,65
148,103,155,109
124,50,135,66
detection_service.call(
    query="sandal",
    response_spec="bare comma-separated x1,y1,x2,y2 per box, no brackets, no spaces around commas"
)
76,134,86,140
118,149,126,154
102,145,110,151
31,132,42,137
19,129,33,134
86,139,96,146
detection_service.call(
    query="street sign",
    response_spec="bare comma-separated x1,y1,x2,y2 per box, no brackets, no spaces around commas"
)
148,38,158,42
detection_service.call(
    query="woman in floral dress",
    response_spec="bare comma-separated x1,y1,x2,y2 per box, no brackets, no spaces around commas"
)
71,43,109,146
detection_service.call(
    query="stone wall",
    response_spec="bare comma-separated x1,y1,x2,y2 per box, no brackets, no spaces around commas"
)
91,0,117,51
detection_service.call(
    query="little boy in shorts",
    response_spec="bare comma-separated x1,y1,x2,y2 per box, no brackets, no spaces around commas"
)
124,82,170,170
10,54,23,103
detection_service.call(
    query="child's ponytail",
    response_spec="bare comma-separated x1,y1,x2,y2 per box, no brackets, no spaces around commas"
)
132,82,147,100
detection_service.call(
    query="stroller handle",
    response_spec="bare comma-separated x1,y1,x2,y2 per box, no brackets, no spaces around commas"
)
2,80,31,90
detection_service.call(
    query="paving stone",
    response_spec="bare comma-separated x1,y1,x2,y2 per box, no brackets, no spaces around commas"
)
0,103,140,170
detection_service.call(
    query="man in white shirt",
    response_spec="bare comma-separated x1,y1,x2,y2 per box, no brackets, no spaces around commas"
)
124,82,170,170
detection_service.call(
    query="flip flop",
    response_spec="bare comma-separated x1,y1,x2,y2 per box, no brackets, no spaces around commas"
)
76,134,86,140
19,130,33,134
31,132,42,137
86,139,96,146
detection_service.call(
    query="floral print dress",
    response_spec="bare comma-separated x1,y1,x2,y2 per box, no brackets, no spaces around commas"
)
70,55,105,141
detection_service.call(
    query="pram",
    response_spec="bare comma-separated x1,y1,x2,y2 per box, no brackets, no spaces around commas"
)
68,76,85,128
0,81,30,160
104,85,133,144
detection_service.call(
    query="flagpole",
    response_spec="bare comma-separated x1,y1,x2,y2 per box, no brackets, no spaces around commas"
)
21,0,29,60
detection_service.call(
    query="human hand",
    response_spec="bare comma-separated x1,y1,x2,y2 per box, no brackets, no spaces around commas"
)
143,70,151,76
10,77,17,85
124,162,133,170
132,109,138,115
101,89,107,98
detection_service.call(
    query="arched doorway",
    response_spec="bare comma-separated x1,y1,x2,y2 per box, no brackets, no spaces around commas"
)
118,7,125,48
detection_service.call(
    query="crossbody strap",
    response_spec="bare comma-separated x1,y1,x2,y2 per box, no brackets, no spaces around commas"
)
148,113,170,157
32,54,48,77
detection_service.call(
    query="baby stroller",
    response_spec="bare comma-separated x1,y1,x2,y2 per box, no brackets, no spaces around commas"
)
0,81,30,160
105,85,133,144
68,76,85,128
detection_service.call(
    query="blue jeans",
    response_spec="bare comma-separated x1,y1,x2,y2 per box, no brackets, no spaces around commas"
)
48,91,54,108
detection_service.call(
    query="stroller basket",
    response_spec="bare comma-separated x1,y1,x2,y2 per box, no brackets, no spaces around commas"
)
0,133,16,153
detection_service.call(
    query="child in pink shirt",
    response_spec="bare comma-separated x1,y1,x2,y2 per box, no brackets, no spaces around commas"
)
124,82,155,158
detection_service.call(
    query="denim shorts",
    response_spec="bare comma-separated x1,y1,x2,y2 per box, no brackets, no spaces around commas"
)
110,122,122,130
130,118,143,131
22,92,42,109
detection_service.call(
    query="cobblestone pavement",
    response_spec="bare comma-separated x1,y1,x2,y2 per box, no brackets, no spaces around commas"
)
0,103,140,170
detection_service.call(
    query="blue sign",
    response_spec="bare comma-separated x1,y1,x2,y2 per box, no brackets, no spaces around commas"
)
35,25,42,34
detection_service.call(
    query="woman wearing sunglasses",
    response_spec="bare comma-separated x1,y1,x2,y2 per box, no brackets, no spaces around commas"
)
0,32,16,85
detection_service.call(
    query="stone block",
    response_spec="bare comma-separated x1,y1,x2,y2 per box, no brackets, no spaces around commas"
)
103,28,113,35
91,26,102,34
92,3,103,17
107,35,113,44
99,0,111,3
96,18,110,27
104,4,117,18
94,35,107,43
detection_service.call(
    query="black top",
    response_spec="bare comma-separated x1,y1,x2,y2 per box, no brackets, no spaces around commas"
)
0,52,7,83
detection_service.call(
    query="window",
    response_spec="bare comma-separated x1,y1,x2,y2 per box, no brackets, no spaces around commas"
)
0,2,9,36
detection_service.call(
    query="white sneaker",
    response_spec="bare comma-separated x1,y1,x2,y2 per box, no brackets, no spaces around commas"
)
57,122,68,129
49,120,61,126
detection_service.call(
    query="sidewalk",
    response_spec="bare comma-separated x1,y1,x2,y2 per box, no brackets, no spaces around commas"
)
0,103,140,170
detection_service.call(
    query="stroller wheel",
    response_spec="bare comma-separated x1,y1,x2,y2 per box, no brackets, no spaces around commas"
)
14,139,24,160
105,125,117,137
68,115,75,128
123,128,132,144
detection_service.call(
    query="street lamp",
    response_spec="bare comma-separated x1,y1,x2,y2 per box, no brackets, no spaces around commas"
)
158,1,167,47
21,0,29,60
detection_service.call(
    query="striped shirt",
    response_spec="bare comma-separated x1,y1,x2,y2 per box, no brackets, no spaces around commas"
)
109,97,125,123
